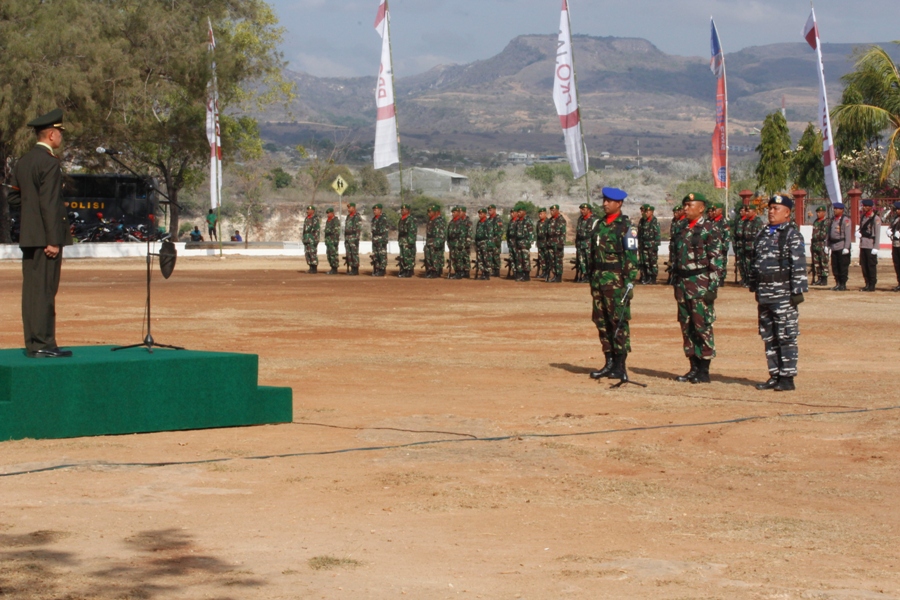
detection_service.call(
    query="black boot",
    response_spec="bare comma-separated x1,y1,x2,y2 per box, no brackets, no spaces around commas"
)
349,267,359,276
774,376,795,391
590,353,614,379
691,359,711,384
755,375,779,390
327,267,338,275
522,272,530,282
309,265,318,274
606,353,628,380
676,356,698,382
549,275,561,283
820,276,828,287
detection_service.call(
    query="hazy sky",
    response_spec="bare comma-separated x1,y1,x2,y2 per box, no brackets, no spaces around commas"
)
270,0,897,78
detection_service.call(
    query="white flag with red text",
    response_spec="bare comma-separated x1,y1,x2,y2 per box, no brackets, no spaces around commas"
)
373,0,400,169
553,0,587,179
804,9,842,204
206,18,222,210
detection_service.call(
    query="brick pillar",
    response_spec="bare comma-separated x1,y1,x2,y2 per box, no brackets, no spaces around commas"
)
792,189,807,225
739,190,754,208
847,188,862,243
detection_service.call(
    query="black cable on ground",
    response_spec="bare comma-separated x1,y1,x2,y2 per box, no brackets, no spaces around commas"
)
1,404,898,479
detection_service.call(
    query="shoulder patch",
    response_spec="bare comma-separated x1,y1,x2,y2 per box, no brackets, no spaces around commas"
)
625,225,639,251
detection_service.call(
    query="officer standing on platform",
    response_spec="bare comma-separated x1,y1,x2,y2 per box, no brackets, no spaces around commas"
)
810,205,830,286
546,204,567,283
748,195,808,392
302,205,320,274
890,201,900,292
671,193,723,384
858,199,882,291
588,188,639,382
6,109,73,358
828,202,852,291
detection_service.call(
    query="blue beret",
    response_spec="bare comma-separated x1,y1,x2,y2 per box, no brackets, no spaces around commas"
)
862,199,874,207
893,201,900,209
833,202,845,209
769,194,794,210
601,187,627,202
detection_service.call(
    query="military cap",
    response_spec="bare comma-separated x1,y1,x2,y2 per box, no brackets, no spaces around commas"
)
833,202,845,209
459,206,467,212
746,203,758,211
326,207,334,214
306,205,316,211
601,187,627,202
862,199,874,207
400,203,410,209
769,194,794,209
646,205,655,211
579,203,591,209
549,204,560,210
488,204,497,209
816,205,826,212
682,192,708,206
347,202,356,208
893,201,900,209
640,203,650,210
538,207,547,212
477,208,487,214
431,204,442,212
373,203,383,209
28,108,65,131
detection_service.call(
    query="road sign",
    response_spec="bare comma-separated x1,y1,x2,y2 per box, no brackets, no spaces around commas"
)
331,176,348,196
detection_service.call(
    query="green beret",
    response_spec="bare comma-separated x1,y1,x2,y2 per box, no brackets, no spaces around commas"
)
816,205,826,211
373,203,383,209
640,204,650,210
459,206,467,212
538,207,547,212
28,108,65,131
306,205,315,211
347,202,356,208
325,207,334,214
400,203,410,209
488,204,497,209
682,193,708,206
549,204,559,210
579,203,591,209
646,205,655,211
477,208,487,214
431,204,441,212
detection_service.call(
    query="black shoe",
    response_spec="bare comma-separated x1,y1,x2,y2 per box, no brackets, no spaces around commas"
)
327,267,338,275
755,376,779,390
424,271,434,279
308,265,318,274
522,273,530,282
774,376,795,392
492,270,500,278
820,278,828,287
28,347,73,358
349,268,359,276
549,275,561,283
893,285,900,292
606,353,628,380
676,357,698,383
690,359,711,384
590,353,614,380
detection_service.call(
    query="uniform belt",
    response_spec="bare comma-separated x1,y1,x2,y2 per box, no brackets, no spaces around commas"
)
675,268,705,278
596,262,622,272
758,272,791,284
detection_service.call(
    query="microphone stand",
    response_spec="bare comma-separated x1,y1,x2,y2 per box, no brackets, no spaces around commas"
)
104,152,184,353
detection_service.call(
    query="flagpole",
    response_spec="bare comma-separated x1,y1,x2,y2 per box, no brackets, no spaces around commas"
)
566,0,591,205
385,3,404,200
722,34,730,217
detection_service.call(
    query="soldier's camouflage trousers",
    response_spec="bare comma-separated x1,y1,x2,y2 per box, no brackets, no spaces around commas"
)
516,243,531,276
371,241,387,272
640,247,659,279
491,239,502,274
758,300,799,377
592,285,631,354
398,242,416,272
475,240,493,274
811,245,829,279
424,244,445,274
450,244,470,274
507,247,518,276
326,241,340,269
739,250,754,284
345,240,360,269
305,243,318,266
550,244,564,278
575,241,590,278
536,243,547,275
676,297,716,359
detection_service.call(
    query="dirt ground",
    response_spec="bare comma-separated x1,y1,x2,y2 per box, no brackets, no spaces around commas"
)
1,255,899,600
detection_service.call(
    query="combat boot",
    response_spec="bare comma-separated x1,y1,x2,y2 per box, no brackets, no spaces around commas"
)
522,272,531,282
493,269,501,278
606,353,628,380
690,359,711,384
755,375,779,390
590,353,614,380
309,265,318,274
349,267,359,276
549,275,562,283
820,276,828,287
774,376,795,392
676,356,698,382
327,267,338,275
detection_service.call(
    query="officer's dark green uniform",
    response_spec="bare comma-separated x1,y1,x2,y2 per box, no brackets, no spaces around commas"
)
574,203,596,283
637,204,660,284
324,208,341,274
302,205,320,273
369,203,388,277
546,204,567,283
488,205,503,277
535,208,549,278
397,203,417,278
344,203,362,275
6,109,74,357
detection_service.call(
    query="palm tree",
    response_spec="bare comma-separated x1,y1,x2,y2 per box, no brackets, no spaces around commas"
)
832,44,900,184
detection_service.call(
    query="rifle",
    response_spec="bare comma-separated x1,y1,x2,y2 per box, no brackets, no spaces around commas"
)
472,258,480,279
504,256,515,278
342,255,351,274
533,256,542,277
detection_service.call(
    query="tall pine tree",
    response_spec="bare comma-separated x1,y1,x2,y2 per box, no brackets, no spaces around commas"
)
755,111,792,195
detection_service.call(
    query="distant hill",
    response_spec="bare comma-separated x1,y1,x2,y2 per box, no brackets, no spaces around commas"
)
259,36,900,160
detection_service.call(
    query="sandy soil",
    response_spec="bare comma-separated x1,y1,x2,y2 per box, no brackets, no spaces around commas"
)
1,255,899,600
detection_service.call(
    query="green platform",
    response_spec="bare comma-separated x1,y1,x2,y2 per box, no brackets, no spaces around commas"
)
0,346,292,441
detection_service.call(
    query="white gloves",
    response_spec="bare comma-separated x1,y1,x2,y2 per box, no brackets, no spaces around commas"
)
872,249,878,255
842,249,850,255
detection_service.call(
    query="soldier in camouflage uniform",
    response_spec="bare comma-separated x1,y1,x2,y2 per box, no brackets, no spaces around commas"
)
474,208,495,280
505,209,519,279
709,202,732,280
302,205,320,274
535,207,549,278
370,203,389,277
546,204,567,283
488,204,503,277
344,202,362,275
810,205,830,286
459,206,474,278
588,188,640,381
748,195,809,392
424,205,447,278
731,205,747,283
665,205,686,285
574,203,595,283
447,206,471,279
515,204,535,282
637,204,660,284
324,207,341,275
397,203,417,278
671,193,724,384
739,204,764,287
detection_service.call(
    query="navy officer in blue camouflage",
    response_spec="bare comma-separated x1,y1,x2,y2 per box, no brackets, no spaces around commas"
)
747,194,809,392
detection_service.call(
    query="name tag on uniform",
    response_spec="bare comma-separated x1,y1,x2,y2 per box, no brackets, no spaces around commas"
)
625,226,639,251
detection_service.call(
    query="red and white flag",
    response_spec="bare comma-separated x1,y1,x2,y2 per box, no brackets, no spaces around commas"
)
553,0,587,179
206,17,222,209
710,18,728,189
373,0,399,169
804,8,842,204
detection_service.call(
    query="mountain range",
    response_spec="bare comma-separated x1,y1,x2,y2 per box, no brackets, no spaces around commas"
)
259,35,900,160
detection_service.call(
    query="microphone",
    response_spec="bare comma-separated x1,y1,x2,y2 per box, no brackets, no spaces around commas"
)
96,147,122,155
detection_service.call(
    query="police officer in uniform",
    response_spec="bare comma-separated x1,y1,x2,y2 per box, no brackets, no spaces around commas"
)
748,195,808,392
828,202,852,291
858,198,882,291
890,201,900,292
6,109,74,358
588,188,639,382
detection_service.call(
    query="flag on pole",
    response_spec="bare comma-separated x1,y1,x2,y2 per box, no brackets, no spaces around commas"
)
206,17,222,210
553,0,587,180
804,8,842,204
710,18,729,189
373,0,400,169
